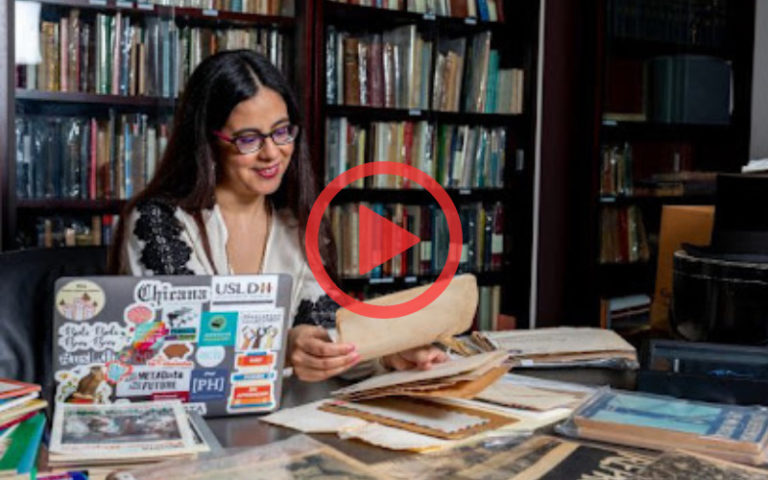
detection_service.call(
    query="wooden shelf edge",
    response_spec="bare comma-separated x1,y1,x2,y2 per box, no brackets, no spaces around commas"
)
326,104,525,125
324,1,507,30
16,89,177,108
35,0,296,26
16,199,127,212
339,270,507,288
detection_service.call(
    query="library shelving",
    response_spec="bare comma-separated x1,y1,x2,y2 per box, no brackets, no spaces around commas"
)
1,0,313,249
574,0,755,325
315,0,541,327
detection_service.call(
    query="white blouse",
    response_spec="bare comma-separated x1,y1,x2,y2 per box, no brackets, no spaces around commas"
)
122,201,327,325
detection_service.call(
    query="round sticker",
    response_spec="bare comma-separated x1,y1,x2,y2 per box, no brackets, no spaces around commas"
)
196,346,226,368
125,303,155,324
56,279,106,321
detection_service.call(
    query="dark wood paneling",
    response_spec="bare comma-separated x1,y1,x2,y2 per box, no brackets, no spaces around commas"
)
536,0,595,327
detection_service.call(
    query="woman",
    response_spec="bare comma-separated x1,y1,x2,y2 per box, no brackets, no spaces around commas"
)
109,50,446,381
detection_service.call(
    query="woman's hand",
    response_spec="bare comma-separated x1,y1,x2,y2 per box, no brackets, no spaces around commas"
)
381,345,448,371
287,325,360,381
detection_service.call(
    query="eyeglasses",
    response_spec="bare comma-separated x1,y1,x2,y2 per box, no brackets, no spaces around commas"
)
213,124,300,154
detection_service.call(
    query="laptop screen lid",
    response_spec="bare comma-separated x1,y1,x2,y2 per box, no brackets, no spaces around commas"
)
51,274,292,417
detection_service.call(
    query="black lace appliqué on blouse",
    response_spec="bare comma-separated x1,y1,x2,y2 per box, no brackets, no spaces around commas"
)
134,199,193,275
294,295,339,329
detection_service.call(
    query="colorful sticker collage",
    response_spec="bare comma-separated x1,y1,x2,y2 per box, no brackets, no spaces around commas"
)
53,275,289,417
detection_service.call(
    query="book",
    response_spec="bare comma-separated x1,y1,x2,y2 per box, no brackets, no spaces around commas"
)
0,393,39,415
49,401,201,466
0,380,40,401
0,413,46,478
571,389,768,465
0,400,47,427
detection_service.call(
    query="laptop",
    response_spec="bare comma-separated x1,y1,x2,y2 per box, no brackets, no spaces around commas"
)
51,274,292,417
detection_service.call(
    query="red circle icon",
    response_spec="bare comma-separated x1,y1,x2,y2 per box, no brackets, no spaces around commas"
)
305,162,462,319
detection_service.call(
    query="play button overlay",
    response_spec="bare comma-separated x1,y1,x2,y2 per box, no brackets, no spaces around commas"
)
305,161,463,319
358,204,421,276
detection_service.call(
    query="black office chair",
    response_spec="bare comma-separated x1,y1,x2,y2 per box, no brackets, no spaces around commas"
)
0,247,107,394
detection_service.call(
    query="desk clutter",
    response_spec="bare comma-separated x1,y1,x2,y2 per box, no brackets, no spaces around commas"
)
7,275,768,478
0,378,219,480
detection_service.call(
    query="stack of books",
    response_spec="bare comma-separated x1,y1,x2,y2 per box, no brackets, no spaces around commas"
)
0,379,47,479
45,401,213,478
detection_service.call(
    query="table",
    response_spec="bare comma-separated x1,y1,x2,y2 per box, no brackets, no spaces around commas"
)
206,368,637,464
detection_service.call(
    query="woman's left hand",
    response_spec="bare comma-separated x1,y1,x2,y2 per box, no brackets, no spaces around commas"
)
381,345,449,371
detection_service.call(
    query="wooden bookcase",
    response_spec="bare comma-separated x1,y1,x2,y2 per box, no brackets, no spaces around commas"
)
313,0,541,327
0,0,540,327
574,0,755,326
0,0,313,249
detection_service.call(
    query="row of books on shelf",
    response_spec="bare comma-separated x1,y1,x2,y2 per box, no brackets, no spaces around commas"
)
332,0,505,21
146,0,295,15
476,285,502,331
326,26,523,113
15,112,169,200
331,201,503,279
326,119,507,188
603,54,731,125
20,214,118,248
607,0,728,47
599,142,633,197
599,205,650,264
16,10,287,98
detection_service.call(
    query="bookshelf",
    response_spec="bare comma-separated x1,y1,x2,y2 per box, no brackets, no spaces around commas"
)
1,0,313,249
315,0,541,328
578,0,755,326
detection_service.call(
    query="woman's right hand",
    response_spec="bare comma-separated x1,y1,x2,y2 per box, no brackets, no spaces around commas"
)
287,325,360,381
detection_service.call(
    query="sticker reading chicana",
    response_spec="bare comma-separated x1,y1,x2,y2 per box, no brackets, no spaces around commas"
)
56,280,106,321
133,280,210,308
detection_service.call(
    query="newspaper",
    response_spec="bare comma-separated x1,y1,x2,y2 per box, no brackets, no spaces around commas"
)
50,400,200,463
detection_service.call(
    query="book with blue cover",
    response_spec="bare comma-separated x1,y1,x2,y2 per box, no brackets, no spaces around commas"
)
571,389,768,464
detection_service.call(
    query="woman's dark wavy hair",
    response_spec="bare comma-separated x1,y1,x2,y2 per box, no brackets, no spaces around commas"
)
108,50,336,277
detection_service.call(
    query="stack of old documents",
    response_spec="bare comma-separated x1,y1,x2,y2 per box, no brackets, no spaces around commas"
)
332,351,509,401
471,327,638,368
